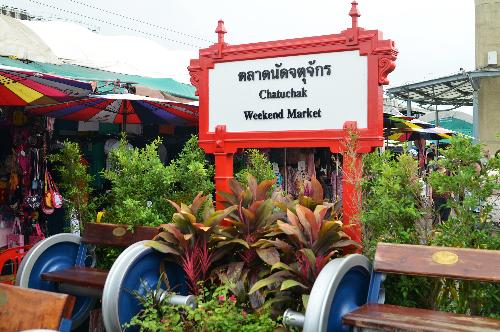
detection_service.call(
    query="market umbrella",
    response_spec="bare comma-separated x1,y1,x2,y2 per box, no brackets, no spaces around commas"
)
388,126,455,142
0,65,93,106
26,93,198,127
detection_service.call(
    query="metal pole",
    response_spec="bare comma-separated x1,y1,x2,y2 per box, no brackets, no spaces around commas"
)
473,90,479,142
433,86,439,127
407,99,413,149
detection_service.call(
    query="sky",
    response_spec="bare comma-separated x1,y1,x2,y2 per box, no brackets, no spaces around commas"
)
3,0,476,88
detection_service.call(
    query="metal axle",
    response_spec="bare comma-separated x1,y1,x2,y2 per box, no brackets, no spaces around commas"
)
283,309,305,328
156,290,197,309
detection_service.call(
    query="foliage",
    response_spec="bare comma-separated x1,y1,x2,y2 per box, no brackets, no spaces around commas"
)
428,135,500,316
166,135,214,204
250,203,357,310
235,149,276,186
102,135,213,227
361,149,425,258
125,283,279,332
361,137,500,317
49,141,98,228
218,175,284,308
428,136,499,247
145,175,356,317
147,193,236,295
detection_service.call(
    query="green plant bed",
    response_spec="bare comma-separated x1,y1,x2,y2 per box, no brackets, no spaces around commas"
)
126,283,279,332
127,174,355,331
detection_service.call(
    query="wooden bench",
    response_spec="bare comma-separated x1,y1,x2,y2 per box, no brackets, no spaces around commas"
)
41,223,160,297
0,283,75,331
343,243,500,332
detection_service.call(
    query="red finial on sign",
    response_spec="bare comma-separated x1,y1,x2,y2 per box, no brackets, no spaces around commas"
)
349,1,361,29
215,20,227,45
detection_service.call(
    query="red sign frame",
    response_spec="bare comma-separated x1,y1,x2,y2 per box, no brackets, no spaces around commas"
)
189,1,397,243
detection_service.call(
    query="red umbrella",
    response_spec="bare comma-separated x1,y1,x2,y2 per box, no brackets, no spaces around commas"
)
26,93,198,126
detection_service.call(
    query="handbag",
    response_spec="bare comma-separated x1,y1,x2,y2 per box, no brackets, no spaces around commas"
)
29,222,45,245
25,149,42,209
47,171,63,209
44,170,53,208
7,217,24,248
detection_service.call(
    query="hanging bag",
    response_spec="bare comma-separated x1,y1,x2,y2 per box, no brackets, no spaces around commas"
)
44,169,53,209
25,149,42,209
7,217,24,248
47,171,63,209
29,222,45,245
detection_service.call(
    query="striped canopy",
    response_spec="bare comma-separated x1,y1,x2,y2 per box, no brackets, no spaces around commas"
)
385,115,456,141
26,93,198,126
0,65,93,106
388,126,454,141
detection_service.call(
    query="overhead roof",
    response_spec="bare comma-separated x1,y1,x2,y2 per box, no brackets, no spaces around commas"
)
0,56,197,100
386,69,500,108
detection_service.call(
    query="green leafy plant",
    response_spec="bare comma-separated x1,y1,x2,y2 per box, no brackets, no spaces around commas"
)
165,135,214,204
103,135,213,227
250,203,357,310
361,149,425,258
428,136,500,316
125,283,279,332
235,149,276,186
49,141,98,228
147,193,236,295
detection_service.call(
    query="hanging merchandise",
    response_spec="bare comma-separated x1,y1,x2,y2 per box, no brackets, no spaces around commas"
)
47,170,63,209
29,222,45,245
6,217,23,248
272,162,283,189
25,149,41,209
41,169,54,215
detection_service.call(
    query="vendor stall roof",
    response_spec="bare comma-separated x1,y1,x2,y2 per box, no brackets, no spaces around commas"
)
0,56,197,101
386,69,500,107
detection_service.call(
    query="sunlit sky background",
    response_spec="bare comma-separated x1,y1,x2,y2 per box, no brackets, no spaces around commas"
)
4,0,476,88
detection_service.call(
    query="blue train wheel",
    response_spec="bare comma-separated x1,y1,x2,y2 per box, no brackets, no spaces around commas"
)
102,241,187,332
16,233,96,329
303,254,371,332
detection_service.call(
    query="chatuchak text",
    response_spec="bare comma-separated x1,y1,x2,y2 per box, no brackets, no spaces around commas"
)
243,108,322,120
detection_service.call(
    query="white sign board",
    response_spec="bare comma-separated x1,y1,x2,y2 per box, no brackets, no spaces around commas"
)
208,51,368,133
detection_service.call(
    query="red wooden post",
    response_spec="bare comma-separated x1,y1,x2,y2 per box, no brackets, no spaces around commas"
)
214,152,233,210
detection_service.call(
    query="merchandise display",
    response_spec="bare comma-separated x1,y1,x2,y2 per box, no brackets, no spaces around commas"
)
0,108,62,261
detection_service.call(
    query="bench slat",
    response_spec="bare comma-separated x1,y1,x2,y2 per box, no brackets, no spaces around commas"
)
0,283,75,331
41,267,108,289
343,304,500,332
81,222,160,247
374,243,500,282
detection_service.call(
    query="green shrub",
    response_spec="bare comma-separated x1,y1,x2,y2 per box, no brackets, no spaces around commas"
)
235,149,276,186
428,136,500,316
102,135,213,227
49,141,98,229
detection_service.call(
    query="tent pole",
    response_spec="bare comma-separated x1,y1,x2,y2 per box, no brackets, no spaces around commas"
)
122,101,127,133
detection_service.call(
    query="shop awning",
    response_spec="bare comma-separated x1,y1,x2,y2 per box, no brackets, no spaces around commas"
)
0,56,197,101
